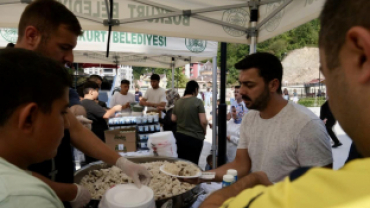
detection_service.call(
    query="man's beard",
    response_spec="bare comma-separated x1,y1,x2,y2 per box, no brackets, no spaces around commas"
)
242,86,270,111
34,42,50,59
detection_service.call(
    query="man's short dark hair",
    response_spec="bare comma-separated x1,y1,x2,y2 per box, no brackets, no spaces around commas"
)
18,0,82,41
76,85,84,98
121,79,130,86
235,52,283,94
150,74,160,81
234,86,241,89
319,0,370,70
0,48,71,126
83,81,99,95
89,75,103,82
6,43,14,48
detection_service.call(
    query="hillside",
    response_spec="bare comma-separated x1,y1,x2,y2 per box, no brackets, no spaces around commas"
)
282,47,324,83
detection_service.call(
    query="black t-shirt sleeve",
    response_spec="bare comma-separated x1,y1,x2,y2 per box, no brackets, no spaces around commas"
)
90,103,106,118
82,100,106,118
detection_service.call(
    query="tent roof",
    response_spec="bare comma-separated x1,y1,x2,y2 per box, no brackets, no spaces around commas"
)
0,0,325,44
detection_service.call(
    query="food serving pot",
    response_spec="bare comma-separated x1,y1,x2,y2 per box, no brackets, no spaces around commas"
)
74,157,204,208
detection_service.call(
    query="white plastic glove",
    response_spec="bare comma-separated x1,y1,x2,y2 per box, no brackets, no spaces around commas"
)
70,184,91,208
76,115,93,130
115,157,152,188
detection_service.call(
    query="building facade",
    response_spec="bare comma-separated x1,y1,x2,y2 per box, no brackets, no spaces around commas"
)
184,62,204,79
83,65,134,89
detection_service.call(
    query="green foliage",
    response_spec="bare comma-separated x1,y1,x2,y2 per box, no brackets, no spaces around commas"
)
166,68,189,88
132,67,148,80
298,97,326,107
218,19,320,86
298,98,316,107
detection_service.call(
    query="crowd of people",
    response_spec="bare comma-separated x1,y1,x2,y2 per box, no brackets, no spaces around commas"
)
1,0,370,208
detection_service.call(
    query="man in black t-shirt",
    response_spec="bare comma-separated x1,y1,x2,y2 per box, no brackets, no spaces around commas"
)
88,75,109,108
81,82,122,163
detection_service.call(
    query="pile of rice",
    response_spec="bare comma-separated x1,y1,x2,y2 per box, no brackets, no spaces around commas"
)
163,161,200,176
79,161,196,200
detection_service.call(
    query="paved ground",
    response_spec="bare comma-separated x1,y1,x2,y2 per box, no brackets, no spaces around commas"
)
198,107,352,170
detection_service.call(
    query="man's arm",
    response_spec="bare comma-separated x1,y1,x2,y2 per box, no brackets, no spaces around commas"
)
103,106,121,119
31,172,77,202
70,105,86,117
139,98,149,106
211,149,251,182
67,110,121,165
142,100,166,108
200,171,272,208
185,149,251,184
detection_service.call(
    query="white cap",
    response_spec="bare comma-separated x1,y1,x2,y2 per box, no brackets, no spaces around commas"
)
227,169,238,177
223,175,235,183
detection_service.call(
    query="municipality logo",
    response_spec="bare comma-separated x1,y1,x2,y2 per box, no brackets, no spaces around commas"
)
222,9,249,37
185,39,207,53
0,28,18,43
265,0,285,32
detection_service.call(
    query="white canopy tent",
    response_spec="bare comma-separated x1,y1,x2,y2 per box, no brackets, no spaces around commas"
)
0,0,324,45
0,28,218,88
0,0,325,166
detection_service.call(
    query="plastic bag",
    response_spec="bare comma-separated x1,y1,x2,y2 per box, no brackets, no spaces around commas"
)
148,131,178,158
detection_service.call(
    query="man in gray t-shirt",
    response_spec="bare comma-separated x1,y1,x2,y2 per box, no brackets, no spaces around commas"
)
190,53,332,185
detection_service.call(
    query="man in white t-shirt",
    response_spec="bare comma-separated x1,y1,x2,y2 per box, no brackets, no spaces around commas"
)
227,85,248,120
140,74,167,111
204,88,212,108
187,52,332,185
110,79,135,112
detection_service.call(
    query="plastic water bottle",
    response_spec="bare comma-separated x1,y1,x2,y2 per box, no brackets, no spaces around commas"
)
222,175,235,188
227,169,238,183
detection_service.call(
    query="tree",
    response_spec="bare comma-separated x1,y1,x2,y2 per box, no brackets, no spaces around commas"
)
132,67,147,80
166,68,188,88
215,19,320,86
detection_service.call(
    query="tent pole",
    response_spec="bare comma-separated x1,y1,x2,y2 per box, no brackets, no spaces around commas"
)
249,1,258,54
249,25,257,54
172,57,175,89
217,42,227,167
212,56,218,168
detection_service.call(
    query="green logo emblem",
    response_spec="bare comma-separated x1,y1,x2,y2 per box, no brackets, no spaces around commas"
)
222,9,249,37
0,28,18,43
185,39,207,53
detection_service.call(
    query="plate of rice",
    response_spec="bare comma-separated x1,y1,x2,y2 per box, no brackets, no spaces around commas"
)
160,161,202,178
